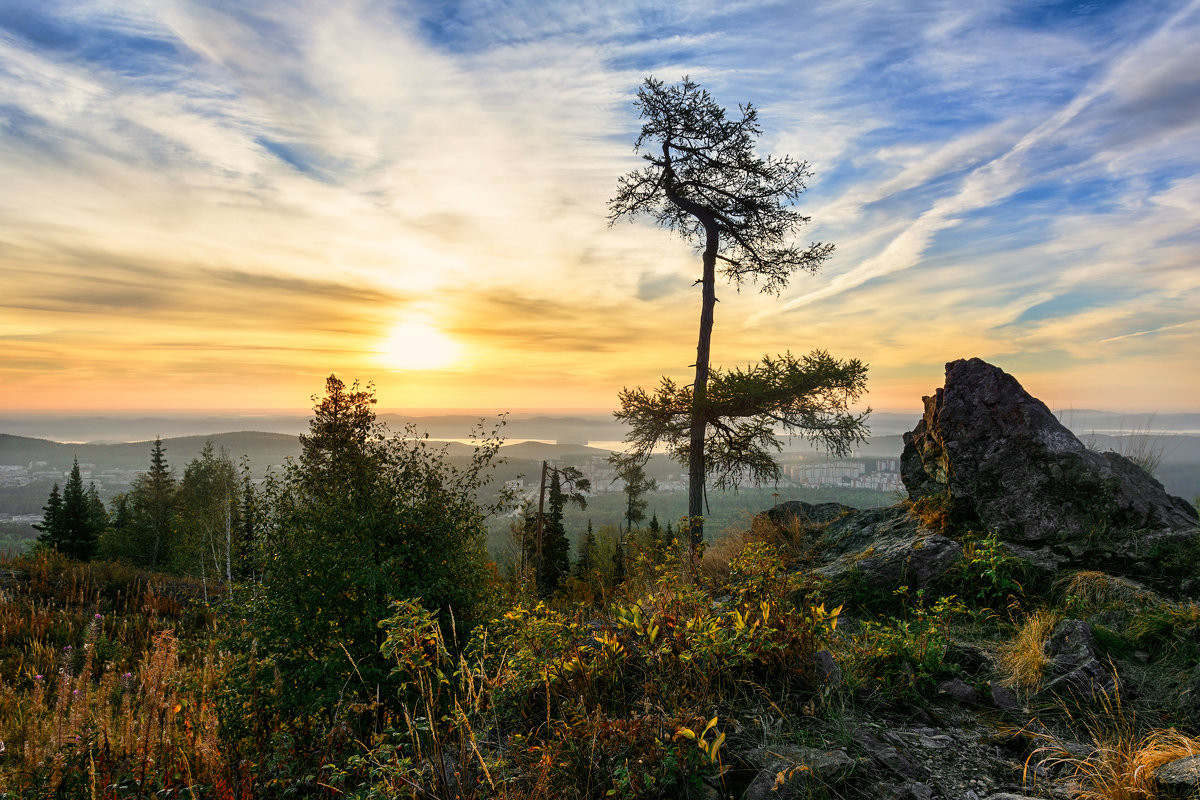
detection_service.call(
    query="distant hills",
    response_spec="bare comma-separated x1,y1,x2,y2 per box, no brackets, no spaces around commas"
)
2,409,1197,512
0,410,933,446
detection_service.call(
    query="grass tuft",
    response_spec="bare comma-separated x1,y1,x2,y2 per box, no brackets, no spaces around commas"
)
1027,684,1200,800
998,609,1060,692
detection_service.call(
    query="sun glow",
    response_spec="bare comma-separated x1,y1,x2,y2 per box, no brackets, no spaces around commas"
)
378,320,462,371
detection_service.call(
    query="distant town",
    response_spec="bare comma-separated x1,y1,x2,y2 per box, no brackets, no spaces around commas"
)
500,453,903,509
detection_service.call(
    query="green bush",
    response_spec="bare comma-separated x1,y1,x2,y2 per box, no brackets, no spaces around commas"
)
942,531,1029,609
218,376,505,737
846,588,963,699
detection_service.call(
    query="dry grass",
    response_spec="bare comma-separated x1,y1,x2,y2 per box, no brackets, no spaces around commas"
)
0,552,233,797
698,528,749,584
1027,685,1200,800
1056,570,1158,612
699,510,834,584
904,494,952,534
998,609,1060,691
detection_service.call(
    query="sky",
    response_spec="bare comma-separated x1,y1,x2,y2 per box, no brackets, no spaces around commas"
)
1,0,1198,415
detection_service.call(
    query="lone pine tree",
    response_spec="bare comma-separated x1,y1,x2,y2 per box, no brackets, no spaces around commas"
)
609,76,868,546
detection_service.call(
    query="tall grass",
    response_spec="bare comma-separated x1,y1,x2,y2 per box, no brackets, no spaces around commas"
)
1027,684,1200,800
0,552,237,798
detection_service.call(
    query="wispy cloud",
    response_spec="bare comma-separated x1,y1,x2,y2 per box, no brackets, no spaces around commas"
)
0,0,1197,411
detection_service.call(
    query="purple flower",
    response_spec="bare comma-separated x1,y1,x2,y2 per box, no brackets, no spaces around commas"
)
34,675,43,681
122,672,132,679
94,613,102,620
64,645,72,652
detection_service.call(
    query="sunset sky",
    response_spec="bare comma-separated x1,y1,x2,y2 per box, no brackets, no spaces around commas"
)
1,0,1198,414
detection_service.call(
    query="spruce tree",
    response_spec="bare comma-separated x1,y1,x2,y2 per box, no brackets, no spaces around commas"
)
84,483,107,556
647,512,662,547
34,482,63,551
136,437,176,568
575,519,599,580
38,459,101,560
617,462,656,534
538,470,571,596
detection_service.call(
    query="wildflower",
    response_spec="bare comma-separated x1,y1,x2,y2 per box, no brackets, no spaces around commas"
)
94,613,102,619
34,675,43,681
122,672,132,679
64,645,72,651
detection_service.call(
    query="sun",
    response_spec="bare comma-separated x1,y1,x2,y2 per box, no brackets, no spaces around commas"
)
378,320,461,371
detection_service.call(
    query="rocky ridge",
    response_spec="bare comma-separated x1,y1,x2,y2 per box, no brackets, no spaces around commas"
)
747,358,1200,800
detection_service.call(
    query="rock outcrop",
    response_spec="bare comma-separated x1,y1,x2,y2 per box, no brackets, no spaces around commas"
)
901,358,1196,556
757,356,1197,594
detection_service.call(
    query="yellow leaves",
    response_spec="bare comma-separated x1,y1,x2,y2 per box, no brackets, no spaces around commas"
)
809,602,843,632
676,715,726,765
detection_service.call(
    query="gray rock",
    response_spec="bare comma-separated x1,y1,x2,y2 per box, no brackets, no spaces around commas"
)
1040,619,1119,698
945,644,990,675
855,728,920,779
739,745,854,800
816,506,963,589
1155,754,1200,799
901,358,1197,546
762,500,855,528
813,649,842,687
939,677,979,705
907,782,934,800
988,682,1022,712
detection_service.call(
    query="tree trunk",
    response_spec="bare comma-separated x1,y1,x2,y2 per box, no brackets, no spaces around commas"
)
535,460,548,588
225,495,232,584
688,223,719,548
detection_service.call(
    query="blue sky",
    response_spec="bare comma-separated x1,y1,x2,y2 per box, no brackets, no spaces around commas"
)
0,0,1197,412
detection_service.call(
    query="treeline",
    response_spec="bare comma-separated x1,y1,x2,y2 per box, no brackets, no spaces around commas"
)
33,438,252,590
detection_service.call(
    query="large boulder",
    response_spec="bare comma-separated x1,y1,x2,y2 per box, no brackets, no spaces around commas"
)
901,358,1197,544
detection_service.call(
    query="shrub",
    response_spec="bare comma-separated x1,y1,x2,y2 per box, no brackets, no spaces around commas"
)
846,588,962,698
946,531,1029,609
220,376,505,733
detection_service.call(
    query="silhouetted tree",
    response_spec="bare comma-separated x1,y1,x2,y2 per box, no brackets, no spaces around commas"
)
34,483,62,546
575,519,599,580
540,471,571,595
610,76,866,546
525,461,589,596
615,461,656,534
